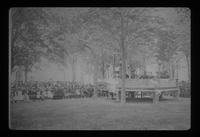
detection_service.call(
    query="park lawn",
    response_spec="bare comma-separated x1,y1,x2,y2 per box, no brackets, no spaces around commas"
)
9,97,190,130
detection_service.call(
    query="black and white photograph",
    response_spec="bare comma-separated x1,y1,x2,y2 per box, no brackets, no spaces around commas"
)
9,7,191,130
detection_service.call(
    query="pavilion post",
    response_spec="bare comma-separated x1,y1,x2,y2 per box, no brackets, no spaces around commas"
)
153,91,160,103
175,79,180,100
175,88,180,100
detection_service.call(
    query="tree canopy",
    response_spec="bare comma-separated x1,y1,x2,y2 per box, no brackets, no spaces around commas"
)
10,7,190,92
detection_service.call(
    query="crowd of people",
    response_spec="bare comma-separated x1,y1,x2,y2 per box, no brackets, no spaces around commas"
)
10,79,189,103
10,81,95,103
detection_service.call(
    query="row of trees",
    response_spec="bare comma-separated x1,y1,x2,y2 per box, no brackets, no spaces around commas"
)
10,8,190,102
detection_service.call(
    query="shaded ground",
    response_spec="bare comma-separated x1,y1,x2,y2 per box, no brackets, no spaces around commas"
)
9,97,190,130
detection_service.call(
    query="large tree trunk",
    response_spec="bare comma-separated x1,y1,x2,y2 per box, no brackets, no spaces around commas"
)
113,54,116,78
72,55,77,82
24,66,29,82
169,61,176,80
143,57,146,76
63,69,66,81
72,65,76,82
172,63,175,80
24,70,28,82
9,9,12,102
169,61,173,80
167,61,172,80
102,57,105,79
93,61,98,98
9,11,12,73
101,49,105,79
121,46,126,103
186,55,190,83
120,11,126,103
93,71,98,98
158,63,161,79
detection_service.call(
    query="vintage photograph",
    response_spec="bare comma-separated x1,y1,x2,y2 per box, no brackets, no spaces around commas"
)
9,8,190,130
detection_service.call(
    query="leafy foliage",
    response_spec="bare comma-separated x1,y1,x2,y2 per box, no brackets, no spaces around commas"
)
11,8,49,71
10,8,190,84
155,29,179,63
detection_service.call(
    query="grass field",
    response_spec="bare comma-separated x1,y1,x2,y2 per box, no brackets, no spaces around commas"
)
9,97,190,130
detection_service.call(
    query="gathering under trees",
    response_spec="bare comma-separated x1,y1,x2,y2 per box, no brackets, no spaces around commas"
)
10,8,190,103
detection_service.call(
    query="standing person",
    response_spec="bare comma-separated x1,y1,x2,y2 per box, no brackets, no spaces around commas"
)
24,83,29,102
36,85,41,101
45,85,48,99
17,87,23,102
41,90,44,101
24,91,30,101
11,84,17,103
22,83,27,101
47,85,53,99
40,85,45,101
